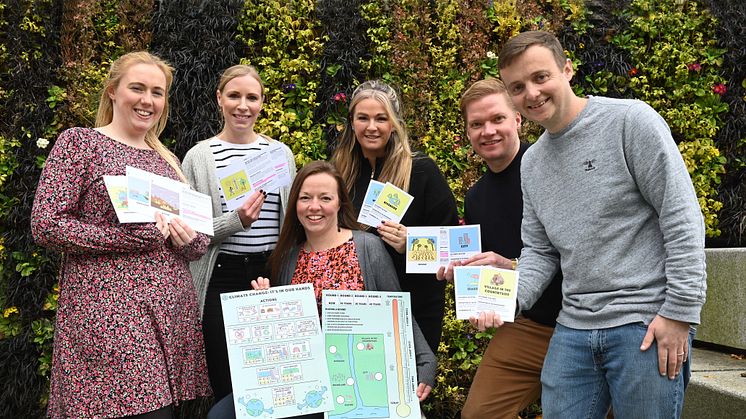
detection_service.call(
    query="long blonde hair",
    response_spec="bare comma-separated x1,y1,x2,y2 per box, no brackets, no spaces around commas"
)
95,51,185,181
332,80,413,194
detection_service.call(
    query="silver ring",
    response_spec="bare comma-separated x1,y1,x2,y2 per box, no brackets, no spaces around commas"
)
677,352,685,356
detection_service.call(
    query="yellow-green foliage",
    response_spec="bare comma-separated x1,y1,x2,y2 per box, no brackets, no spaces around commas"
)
237,0,326,166
615,0,728,236
359,0,392,79
0,304,22,339
560,0,592,33
679,138,725,236
32,282,57,378
53,0,123,132
0,135,19,189
421,0,465,182
0,2,7,102
487,0,522,41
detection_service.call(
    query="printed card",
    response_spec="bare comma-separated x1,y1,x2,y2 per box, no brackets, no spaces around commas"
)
125,166,214,235
406,225,481,273
216,141,292,211
103,176,152,223
356,180,386,228
453,266,518,322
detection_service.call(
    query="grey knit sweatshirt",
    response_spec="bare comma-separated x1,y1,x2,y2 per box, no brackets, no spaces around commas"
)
518,96,707,329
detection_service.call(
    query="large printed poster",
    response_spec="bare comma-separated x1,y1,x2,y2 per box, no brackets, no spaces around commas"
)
221,284,333,418
322,290,422,419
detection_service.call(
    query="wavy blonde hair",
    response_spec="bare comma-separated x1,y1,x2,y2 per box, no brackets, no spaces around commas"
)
95,51,185,181
332,80,413,193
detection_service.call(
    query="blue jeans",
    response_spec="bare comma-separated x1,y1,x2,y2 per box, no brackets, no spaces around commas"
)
540,323,694,419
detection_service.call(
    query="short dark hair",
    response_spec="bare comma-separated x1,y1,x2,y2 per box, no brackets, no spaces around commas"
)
498,31,567,70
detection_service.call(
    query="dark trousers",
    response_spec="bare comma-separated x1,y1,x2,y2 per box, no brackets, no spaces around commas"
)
207,393,322,419
202,252,270,401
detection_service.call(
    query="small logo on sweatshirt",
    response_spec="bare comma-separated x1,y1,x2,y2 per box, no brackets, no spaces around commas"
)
583,159,597,172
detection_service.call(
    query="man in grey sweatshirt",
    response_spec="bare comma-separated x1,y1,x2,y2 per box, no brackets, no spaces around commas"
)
482,31,707,418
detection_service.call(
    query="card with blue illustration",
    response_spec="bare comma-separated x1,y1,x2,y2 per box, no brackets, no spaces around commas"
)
452,266,481,319
356,180,386,227
357,181,414,228
124,166,214,235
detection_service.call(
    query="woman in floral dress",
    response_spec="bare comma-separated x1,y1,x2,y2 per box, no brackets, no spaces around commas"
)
31,51,211,419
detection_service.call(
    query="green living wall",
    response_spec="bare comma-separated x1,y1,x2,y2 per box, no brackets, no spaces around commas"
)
1,0,743,417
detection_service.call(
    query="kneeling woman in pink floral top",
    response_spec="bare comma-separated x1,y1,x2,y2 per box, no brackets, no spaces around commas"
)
209,161,435,419
31,52,211,419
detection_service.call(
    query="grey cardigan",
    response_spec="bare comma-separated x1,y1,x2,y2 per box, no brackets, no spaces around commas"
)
278,230,438,387
182,136,296,315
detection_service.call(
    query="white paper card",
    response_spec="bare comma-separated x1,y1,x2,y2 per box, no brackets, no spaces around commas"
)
356,180,385,227
125,166,214,235
357,181,414,228
453,266,519,322
103,176,152,223
216,141,292,211
406,225,482,273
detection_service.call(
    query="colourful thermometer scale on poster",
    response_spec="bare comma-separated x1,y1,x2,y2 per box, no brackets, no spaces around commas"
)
322,291,421,419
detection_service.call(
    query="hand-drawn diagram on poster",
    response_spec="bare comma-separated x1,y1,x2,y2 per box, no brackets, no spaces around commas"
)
322,291,421,419
406,225,482,273
221,284,333,418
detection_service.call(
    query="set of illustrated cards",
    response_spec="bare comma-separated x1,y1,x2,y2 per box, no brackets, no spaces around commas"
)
220,283,334,419
215,140,293,211
357,180,414,228
405,225,482,274
103,167,214,235
452,266,519,322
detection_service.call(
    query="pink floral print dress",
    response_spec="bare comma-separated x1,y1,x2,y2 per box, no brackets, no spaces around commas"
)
31,127,211,418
